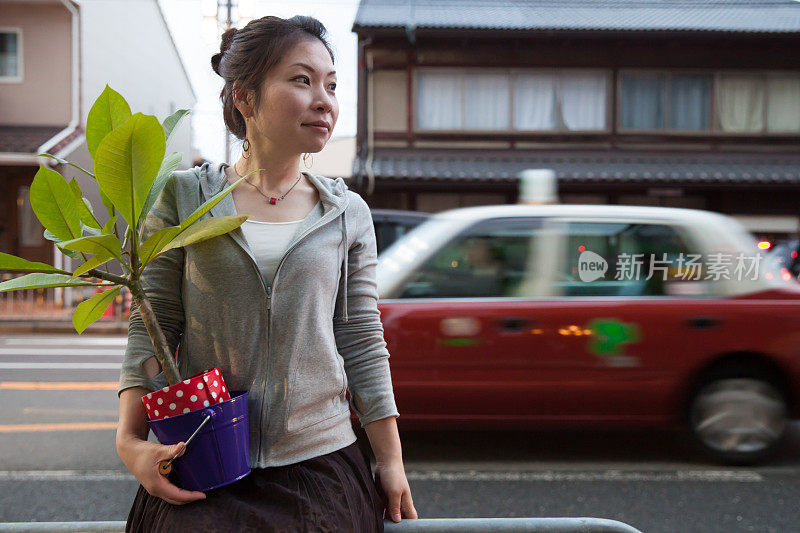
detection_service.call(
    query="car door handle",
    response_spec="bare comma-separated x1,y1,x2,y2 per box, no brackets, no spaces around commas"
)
496,317,534,332
685,316,722,330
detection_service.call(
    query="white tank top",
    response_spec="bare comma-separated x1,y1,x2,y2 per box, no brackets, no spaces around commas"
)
237,203,319,284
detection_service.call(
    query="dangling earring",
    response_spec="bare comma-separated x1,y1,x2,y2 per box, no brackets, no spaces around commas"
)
302,152,313,169
242,138,251,159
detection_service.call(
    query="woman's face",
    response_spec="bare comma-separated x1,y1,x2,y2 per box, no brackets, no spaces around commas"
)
245,37,338,155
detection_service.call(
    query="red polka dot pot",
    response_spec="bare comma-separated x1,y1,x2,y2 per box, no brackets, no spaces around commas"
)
142,367,231,421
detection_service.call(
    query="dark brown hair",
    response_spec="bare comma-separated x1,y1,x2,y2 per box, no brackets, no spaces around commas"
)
211,15,335,140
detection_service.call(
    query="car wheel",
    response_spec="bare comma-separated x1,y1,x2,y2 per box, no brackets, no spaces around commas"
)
688,377,789,465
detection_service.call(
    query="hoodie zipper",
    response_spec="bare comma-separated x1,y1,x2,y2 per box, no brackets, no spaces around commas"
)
255,209,343,465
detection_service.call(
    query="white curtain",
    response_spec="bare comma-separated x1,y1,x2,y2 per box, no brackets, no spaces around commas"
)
513,73,557,130
416,71,462,129
560,71,607,130
766,75,800,133
464,72,510,130
716,75,764,132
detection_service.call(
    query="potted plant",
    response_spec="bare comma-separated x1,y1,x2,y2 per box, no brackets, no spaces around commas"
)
0,85,257,490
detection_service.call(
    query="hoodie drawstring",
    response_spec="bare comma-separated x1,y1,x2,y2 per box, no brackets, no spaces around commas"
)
340,211,349,323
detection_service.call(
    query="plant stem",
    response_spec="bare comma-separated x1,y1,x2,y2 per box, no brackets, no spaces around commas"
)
128,282,181,385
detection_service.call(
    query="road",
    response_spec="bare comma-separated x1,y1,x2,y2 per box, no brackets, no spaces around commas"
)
1,333,799,532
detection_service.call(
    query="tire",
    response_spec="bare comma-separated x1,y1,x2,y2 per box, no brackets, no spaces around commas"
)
687,376,789,465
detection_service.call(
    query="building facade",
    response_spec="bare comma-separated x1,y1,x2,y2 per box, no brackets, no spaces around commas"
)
351,0,800,242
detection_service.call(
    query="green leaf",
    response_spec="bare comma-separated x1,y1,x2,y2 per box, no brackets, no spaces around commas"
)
70,254,113,281
37,154,96,180
94,112,165,232
57,234,124,263
44,229,83,261
73,286,121,334
139,152,182,223
162,109,190,146
102,215,118,235
86,85,132,159
29,165,82,241
0,273,112,292
99,189,115,219
0,252,70,274
139,215,247,267
68,178,102,229
80,222,102,237
183,175,249,228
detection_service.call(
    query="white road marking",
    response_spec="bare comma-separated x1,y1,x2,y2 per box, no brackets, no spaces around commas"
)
0,348,123,357
0,363,120,369
0,336,127,346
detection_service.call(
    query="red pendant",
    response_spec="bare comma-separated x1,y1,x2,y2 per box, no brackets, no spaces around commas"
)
269,197,277,205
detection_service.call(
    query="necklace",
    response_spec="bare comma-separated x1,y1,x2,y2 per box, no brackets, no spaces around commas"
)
232,162,302,205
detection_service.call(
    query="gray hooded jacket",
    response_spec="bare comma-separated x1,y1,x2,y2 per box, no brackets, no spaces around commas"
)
118,161,400,468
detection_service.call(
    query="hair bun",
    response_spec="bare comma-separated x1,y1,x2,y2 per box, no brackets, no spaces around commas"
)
220,27,238,54
211,27,238,76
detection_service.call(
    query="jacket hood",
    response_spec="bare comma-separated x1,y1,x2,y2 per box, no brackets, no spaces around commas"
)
195,161,354,322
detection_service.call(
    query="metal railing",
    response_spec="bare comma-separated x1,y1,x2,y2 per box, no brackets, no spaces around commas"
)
0,272,131,321
0,518,642,532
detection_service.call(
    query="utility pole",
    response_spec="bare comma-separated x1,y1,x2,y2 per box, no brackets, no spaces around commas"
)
217,0,238,164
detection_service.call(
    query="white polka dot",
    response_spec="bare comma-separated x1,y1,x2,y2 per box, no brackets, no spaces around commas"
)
215,369,220,376
145,404,150,409
183,379,190,385
203,400,210,407
222,386,226,393
212,392,217,399
157,398,163,405
162,386,169,392
213,380,218,387
190,395,197,402
146,393,152,399
183,408,190,413
169,403,176,410
154,410,159,416
176,390,183,398
197,382,203,389
163,415,169,419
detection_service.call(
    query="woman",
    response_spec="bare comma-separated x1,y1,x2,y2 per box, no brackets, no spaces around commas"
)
115,15,417,532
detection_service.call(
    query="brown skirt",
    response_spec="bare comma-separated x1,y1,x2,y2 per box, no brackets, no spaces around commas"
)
125,440,386,533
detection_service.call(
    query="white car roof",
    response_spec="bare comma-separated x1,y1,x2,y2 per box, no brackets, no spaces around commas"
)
431,203,733,227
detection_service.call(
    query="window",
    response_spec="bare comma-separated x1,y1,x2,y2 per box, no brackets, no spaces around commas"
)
396,218,546,298
0,30,20,80
620,72,712,131
513,70,608,131
415,68,608,132
620,70,800,134
553,221,704,297
416,70,510,130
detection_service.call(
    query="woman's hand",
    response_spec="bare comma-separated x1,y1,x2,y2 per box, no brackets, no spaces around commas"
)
117,436,207,506
375,459,418,523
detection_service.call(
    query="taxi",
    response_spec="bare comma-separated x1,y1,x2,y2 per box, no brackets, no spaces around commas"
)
375,204,800,465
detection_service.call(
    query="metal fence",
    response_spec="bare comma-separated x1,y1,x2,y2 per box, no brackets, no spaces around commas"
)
0,518,642,532
0,272,131,321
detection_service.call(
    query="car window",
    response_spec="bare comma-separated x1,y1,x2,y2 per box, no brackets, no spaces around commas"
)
396,218,547,298
553,221,707,297
374,221,422,254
